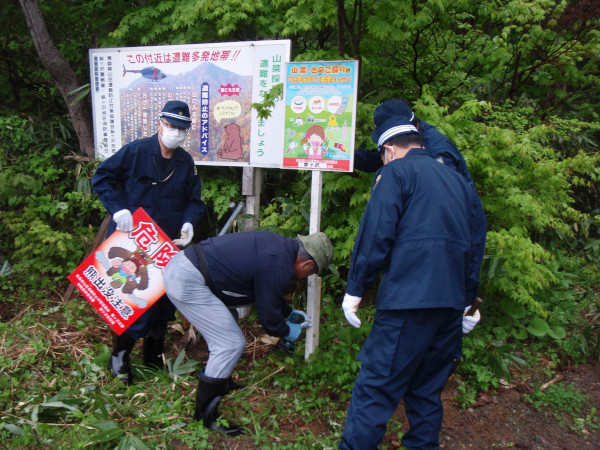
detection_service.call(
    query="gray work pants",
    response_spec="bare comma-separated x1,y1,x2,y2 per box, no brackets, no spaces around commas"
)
163,251,246,378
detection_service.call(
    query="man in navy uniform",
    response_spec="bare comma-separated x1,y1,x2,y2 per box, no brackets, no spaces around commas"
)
92,100,206,383
340,116,487,449
163,230,333,436
354,98,473,188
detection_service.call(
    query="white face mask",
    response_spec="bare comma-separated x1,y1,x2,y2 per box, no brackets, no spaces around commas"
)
383,145,393,165
160,125,187,149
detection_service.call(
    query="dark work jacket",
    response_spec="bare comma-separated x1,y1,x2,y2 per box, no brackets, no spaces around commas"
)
354,120,474,187
91,134,205,239
184,231,296,338
346,148,487,310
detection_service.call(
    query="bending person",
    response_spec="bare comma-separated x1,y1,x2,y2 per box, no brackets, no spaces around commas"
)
163,230,334,436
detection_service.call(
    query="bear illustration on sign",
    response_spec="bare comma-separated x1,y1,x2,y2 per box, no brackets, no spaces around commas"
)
217,122,243,160
95,246,150,295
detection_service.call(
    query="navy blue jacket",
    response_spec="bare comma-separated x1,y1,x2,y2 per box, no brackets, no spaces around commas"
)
346,148,487,310
185,231,296,337
354,120,473,186
91,134,205,239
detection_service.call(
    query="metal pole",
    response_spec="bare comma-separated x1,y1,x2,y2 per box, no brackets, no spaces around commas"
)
305,170,323,359
218,201,245,236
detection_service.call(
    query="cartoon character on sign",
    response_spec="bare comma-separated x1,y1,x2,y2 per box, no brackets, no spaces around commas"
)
217,122,243,160
301,125,326,159
95,247,150,295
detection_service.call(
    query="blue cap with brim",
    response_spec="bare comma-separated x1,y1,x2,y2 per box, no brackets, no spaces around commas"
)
160,100,192,129
373,99,415,127
371,116,419,148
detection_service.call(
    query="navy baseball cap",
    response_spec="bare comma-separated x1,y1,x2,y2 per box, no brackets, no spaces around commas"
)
160,100,192,129
373,99,415,127
372,116,419,148
372,100,416,144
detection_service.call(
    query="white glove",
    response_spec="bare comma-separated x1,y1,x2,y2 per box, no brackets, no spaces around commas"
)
342,293,362,328
462,305,481,334
113,209,133,232
173,222,194,247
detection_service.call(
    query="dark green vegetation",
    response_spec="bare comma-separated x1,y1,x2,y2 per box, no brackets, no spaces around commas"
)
1,0,599,447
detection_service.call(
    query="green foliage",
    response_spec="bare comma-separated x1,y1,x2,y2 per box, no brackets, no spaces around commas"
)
255,85,600,399
3,0,600,434
252,83,284,120
194,166,251,238
1,0,137,115
524,383,590,425
165,349,201,377
109,0,287,45
200,174,242,221
259,167,371,264
0,114,103,285
273,301,372,397
0,307,196,448
456,328,526,408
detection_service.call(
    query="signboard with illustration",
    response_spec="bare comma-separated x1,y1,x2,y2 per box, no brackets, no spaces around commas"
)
89,40,290,167
68,208,177,335
282,60,358,172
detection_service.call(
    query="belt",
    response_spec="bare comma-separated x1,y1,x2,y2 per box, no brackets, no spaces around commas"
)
189,244,247,306
192,244,221,300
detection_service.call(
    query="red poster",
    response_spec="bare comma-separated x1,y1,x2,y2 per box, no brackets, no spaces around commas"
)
68,208,178,335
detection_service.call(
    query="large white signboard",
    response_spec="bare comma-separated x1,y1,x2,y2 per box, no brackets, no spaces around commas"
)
89,40,290,167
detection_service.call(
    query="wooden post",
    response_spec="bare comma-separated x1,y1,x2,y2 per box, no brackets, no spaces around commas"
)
305,170,323,359
242,166,262,231
238,166,263,318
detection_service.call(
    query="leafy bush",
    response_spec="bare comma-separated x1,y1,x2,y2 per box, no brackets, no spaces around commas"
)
0,114,103,286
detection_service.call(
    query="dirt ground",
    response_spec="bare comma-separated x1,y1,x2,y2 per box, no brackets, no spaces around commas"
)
427,362,600,449
176,319,600,450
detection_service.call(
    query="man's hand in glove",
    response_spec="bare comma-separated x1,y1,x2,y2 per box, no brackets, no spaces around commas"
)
113,209,133,232
342,293,362,328
288,309,312,328
173,222,194,247
462,306,481,334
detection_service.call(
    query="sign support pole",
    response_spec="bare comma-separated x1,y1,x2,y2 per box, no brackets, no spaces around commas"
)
237,166,263,319
305,170,323,359
242,166,262,230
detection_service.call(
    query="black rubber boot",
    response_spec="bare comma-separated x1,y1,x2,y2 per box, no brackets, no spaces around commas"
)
108,332,136,384
143,323,166,371
194,373,243,436
225,376,243,393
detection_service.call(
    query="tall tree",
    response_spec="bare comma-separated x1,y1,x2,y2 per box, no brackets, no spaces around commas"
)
17,0,94,158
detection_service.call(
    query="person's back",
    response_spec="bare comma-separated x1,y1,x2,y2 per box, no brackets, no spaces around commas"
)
354,98,473,186
183,230,302,337
346,115,486,314
340,114,487,450
373,148,476,311
193,230,298,304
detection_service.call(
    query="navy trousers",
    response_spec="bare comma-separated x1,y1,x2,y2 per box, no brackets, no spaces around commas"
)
123,294,176,340
339,308,463,450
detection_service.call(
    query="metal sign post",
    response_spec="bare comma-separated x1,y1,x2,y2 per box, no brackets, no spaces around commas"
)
305,170,323,359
